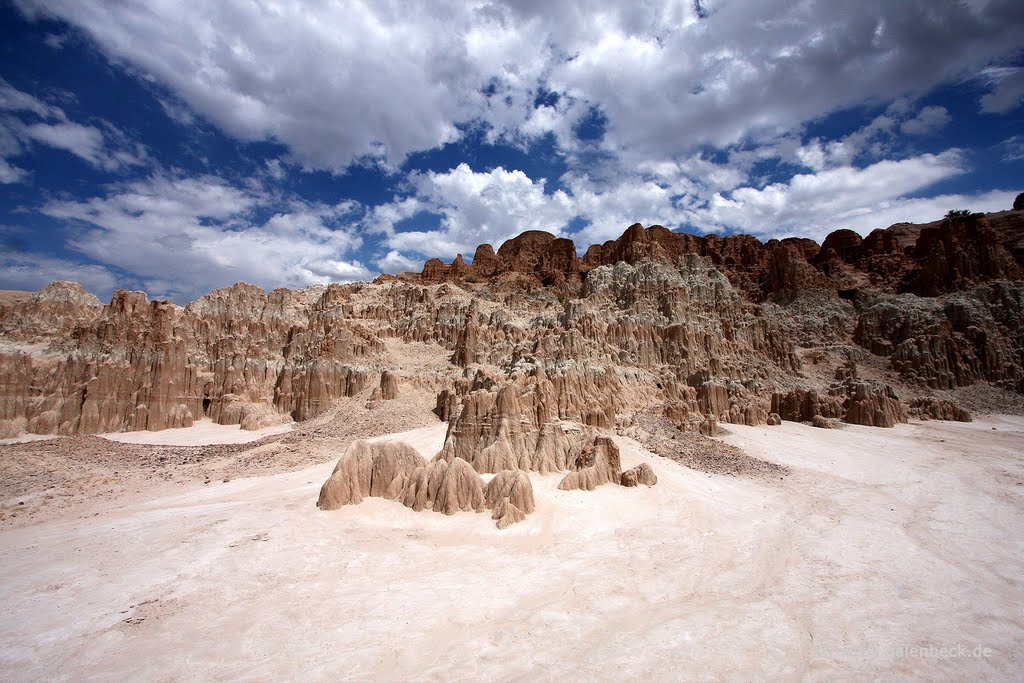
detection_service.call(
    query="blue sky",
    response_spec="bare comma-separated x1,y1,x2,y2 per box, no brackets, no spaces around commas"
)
1,0,1023,303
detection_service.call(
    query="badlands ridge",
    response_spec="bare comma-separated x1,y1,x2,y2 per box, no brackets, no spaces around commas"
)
2,202,1023,445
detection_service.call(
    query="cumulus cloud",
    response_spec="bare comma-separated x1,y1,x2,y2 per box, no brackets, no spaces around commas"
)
18,0,1024,171
375,250,422,274
10,0,1024,290
40,174,371,302
367,143,1011,258
18,1,495,171
692,151,976,239
384,163,576,257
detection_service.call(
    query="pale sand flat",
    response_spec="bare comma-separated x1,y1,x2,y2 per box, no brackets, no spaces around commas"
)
99,418,295,446
0,418,1021,680
0,434,58,446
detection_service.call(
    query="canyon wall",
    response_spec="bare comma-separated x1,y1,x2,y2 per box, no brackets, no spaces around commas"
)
2,205,1022,436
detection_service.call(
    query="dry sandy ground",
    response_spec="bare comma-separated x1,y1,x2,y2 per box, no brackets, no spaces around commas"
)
0,392,441,529
0,417,1022,680
99,418,295,446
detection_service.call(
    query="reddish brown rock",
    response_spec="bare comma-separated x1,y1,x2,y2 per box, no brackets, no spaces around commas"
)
907,397,972,422
468,244,498,279
843,382,906,428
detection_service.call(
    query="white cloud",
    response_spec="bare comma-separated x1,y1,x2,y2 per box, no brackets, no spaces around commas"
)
0,77,60,119
43,32,67,49
0,158,27,184
384,163,576,257
19,0,1024,171
692,151,977,239
376,250,422,274
566,175,692,245
19,0,497,171
24,121,104,164
40,174,371,302
1000,134,1024,162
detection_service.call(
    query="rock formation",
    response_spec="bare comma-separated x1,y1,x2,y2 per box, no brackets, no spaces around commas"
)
2,200,1023,442
484,469,536,514
379,371,399,400
317,443,542,528
316,440,424,510
620,463,658,487
558,437,622,491
485,469,536,528
398,457,487,515
843,381,905,428
491,498,527,529
906,398,972,422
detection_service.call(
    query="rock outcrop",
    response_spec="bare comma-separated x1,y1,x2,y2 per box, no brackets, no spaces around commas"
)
771,381,907,428
379,370,399,400
906,398,972,422
484,469,537,514
3,200,1023,441
558,437,622,491
398,457,487,515
843,381,905,428
620,463,658,487
484,469,536,528
317,444,542,529
317,440,424,510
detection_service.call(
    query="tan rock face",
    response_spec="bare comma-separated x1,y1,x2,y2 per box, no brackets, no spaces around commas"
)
317,444,541,529
484,470,536,515
771,389,844,423
399,457,487,515
906,397,971,422
844,381,905,428
558,437,622,491
3,204,1023,440
620,463,657,487
316,440,424,510
379,371,399,400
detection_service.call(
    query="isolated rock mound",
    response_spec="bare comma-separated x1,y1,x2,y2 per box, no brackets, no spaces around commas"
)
558,437,622,491
317,440,423,510
620,463,658,487
317,445,542,529
484,469,536,513
485,469,536,529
